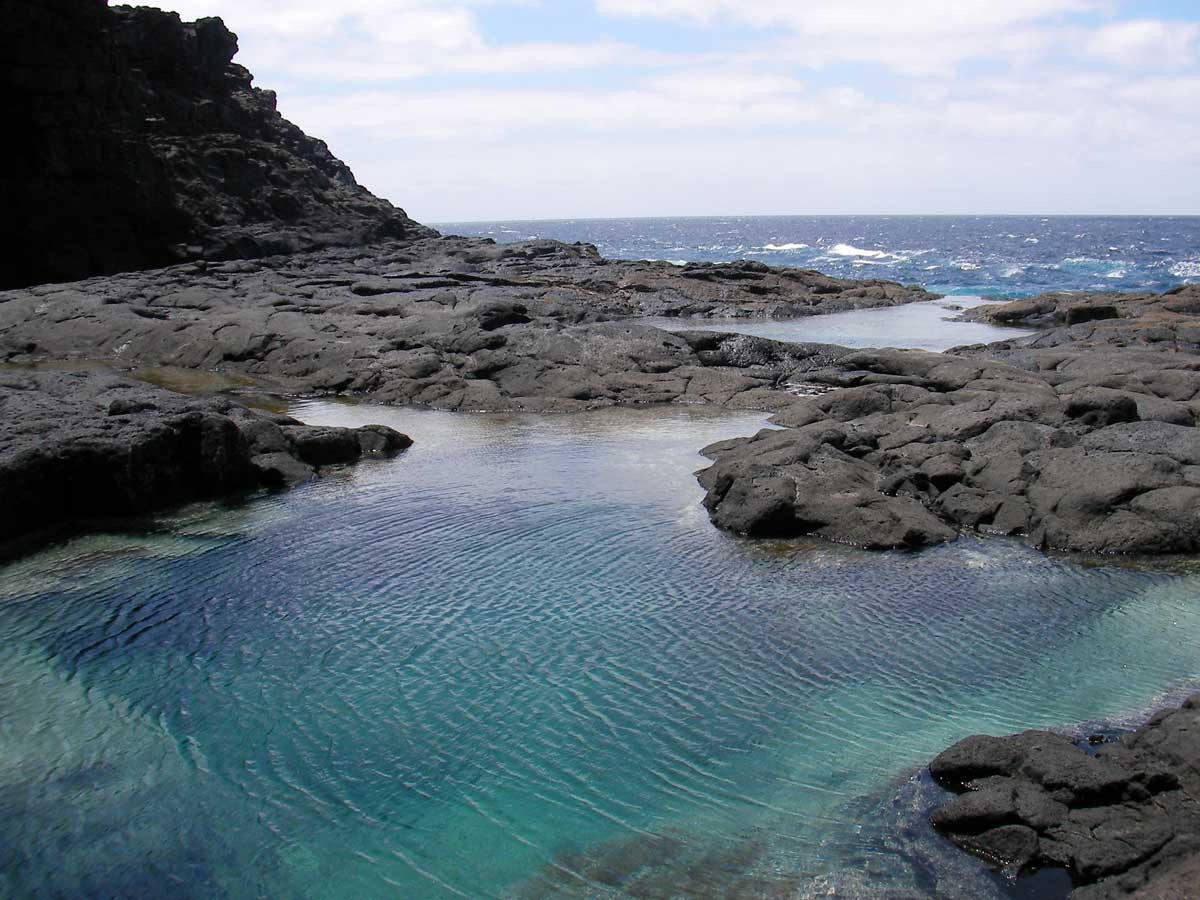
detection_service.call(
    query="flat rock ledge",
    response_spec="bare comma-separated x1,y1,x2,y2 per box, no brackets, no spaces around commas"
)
0,236,935,415
929,697,1200,899
0,370,410,555
697,285,1200,554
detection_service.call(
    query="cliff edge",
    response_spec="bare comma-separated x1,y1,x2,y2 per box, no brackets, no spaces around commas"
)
0,0,434,289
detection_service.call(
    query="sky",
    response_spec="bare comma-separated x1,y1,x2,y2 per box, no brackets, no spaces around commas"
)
153,0,1200,222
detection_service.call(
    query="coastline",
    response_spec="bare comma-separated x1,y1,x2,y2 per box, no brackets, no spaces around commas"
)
4,3,1200,898
927,688,1200,899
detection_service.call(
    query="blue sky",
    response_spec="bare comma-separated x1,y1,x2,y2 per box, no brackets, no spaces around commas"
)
156,0,1200,222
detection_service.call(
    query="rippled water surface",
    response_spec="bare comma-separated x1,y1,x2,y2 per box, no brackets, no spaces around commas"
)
438,215,1200,296
4,401,1200,898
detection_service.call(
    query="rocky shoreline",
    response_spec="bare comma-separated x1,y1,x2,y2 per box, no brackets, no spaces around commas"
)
0,369,409,559
696,286,1200,554
3,0,432,290
6,3,1200,899
0,236,936,413
929,695,1200,899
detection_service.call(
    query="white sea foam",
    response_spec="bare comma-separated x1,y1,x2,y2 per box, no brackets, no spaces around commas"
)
761,243,810,251
1001,266,1025,278
828,243,890,258
1025,237,1039,244
1172,260,1200,278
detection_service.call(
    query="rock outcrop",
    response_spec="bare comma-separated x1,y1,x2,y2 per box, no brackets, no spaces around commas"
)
0,0,432,289
0,369,410,555
0,236,937,414
696,285,1200,554
929,697,1200,899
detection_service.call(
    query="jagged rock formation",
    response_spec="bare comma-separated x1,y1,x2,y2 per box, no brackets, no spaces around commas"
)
929,697,1200,899
0,0,432,289
0,369,411,556
696,285,1200,554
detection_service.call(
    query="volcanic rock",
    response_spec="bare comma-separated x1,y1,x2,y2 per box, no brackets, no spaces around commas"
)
0,369,410,555
0,0,432,289
929,697,1200,899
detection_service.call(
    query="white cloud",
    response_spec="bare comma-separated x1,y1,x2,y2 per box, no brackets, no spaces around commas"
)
281,69,821,141
158,0,491,41
247,38,668,82
596,0,1101,74
1085,19,1200,69
155,0,648,81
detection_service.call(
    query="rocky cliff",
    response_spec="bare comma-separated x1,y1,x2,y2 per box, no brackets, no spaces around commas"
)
0,0,433,289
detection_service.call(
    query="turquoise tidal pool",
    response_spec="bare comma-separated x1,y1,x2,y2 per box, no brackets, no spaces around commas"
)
3,401,1200,898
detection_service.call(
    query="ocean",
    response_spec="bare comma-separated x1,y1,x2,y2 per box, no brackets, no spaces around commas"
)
437,215,1200,298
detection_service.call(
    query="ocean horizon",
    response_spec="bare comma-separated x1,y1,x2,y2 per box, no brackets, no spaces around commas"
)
437,214,1200,299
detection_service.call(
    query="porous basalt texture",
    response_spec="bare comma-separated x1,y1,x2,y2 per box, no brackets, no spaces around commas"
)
0,370,411,553
696,286,1200,553
929,697,1200,899
0,0,431,289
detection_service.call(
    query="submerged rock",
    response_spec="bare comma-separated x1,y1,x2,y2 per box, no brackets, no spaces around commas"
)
929,696,1200,899
0,370,410,555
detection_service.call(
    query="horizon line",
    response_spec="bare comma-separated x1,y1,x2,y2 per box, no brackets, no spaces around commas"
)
429,212,1200,226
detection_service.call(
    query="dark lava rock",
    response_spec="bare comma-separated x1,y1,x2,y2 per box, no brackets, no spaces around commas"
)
929,696,1200,899
0,370,410,555
0,237,936,415
695,285,1200,554
0,0,432,289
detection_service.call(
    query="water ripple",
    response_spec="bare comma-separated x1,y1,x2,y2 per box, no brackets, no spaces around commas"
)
1,404,1198,897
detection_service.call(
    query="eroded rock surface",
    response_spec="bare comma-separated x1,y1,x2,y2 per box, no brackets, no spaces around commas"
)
929,697,1200,899
0,370,410,553
0,236,936,414
697,286,1200,553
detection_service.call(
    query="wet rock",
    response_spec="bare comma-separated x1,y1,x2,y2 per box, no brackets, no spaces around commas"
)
929,697,1200,898
0,370,410,555
0,235,937,416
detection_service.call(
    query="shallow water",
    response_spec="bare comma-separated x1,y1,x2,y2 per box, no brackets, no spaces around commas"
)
4,401,1200,898
642,296,1035,352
